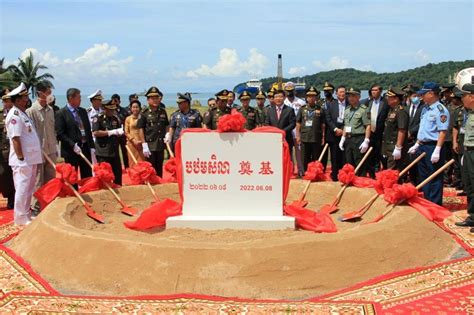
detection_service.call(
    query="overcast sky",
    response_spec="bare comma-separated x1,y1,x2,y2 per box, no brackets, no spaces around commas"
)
1,0,473,94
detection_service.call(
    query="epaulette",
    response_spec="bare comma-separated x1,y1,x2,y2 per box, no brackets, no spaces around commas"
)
141,107,150,114
360,104,367,109
13,110,19,116
399,105,405,110
86,107,92,112
437,104,445,112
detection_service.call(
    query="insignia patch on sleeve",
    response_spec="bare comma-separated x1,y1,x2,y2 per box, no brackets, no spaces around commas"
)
11,119,16,125
440,114,447,123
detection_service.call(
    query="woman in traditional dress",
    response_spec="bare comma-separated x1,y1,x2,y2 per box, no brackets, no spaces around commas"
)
124,100,145,166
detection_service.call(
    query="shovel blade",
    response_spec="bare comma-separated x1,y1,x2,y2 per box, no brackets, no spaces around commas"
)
121,206,138,216
84,204,105,223
364,214,383,225
320,203,338,214
339,211,363,221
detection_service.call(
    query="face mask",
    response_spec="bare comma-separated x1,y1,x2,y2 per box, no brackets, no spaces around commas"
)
411,96,420,105
324,91,333,98
288,91,294,97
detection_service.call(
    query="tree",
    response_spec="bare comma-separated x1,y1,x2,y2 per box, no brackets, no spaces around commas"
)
6,51,54,96
0,58,16,90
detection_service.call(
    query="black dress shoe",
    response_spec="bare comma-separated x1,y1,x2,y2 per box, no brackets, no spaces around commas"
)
470,227,474,233
455,220,474,227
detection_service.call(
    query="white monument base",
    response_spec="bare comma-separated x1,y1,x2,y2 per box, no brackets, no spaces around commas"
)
166,215,295,230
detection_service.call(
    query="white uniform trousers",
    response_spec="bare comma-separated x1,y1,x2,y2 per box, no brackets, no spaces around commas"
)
31,153,57,211
12,164,38,225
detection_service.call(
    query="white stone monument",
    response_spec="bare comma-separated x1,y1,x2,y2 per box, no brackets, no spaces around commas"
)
166,132,295,230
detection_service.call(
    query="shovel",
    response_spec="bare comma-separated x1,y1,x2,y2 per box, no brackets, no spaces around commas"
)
367,158,455,224
125,144,160,201
290,143,329,208
42,152,105,223
339,151,427,221
79,152,138,216
320,146,373,214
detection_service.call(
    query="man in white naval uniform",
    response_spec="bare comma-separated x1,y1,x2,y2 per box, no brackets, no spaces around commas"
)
6,83,42,225
86,89,103,164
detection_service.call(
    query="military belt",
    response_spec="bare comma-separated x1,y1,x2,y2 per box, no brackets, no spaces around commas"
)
465,146,474,151
420,141,437,146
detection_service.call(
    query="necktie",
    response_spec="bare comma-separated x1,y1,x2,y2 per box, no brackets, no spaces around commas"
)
410,105,416,118
277,106,282,120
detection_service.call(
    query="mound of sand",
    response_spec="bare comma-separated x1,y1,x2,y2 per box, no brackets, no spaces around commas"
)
8,181,459,299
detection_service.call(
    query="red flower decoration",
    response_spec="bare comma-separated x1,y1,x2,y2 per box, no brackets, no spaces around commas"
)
217,112,246,132
56,163,78,184
93,162,115,184
127,161,161,185
164,157,177,177
303,160,325,182
338,163,356,185
384,183,419,204
374,169,399,195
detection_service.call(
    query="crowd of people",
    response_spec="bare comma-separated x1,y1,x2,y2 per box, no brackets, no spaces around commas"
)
1,79,474,234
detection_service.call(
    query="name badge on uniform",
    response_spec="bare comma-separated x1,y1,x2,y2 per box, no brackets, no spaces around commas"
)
337,117,343,123
80,128,86,137
305,120,313,127
460,127,465,134
344,126,352,133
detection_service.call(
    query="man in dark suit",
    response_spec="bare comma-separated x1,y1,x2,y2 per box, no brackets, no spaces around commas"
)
55,88,94,179
265,89,296,156
366,84,389,178
406,85,424,184
325,85,346,181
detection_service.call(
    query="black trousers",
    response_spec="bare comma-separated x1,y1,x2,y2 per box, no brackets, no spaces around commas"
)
64,143,93,180
328,140,344,181
119,136,129,169
0,160,15,207
301,142,322,172
148,150,164,177
443,141,453,184
367,136,386,179
344,135,367,176
463,150,474,219
97,153,123,186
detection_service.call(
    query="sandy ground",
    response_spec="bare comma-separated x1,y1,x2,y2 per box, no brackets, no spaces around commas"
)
8,181,460,299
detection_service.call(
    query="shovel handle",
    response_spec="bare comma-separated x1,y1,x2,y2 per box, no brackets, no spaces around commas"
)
166,142,175,158
298,180,311,201
318,143,329,162
124,144,160,201
415,159,455,190
354,147,373,174
399,152,426,177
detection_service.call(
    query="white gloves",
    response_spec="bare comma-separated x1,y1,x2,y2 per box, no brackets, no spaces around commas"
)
359,138,370,153
339,136,346,151
142,142,151,158
164,132,171,144
392,146,402,160
107,128,124,136
90,148,97,165
73,143,82,155
408,142,420,154
431,146,441,163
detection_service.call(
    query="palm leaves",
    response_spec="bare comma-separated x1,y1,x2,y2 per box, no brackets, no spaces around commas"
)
5,51,54,95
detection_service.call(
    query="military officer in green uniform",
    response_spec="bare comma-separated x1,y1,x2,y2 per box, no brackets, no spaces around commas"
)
267,87,276,106
203,89,232,130
237,91,258,130
296,86,326,172
452,88,467,190
255,90,267,127
168,93,203,152
339,88,371,176
382,87,409,171
92,99,123,186
0,90,15,209
137,86,169,177
454,83,474,232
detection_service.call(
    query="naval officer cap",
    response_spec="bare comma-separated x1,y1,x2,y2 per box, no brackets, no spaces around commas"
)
7,82,29,98
102,99,117,110
215,89,230,100
88,89,103,100
256,90,266,99
238,90,251,100
346,87,361,95
1,89,11,100
176,92,191,103
305,86,320,96
284,81,295,91
145,86,163,98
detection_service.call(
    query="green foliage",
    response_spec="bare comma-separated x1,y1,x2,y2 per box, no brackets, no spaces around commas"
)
257,60,474,91
4,51,55,95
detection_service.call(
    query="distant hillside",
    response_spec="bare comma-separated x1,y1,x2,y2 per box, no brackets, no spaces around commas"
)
252,60,474,91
